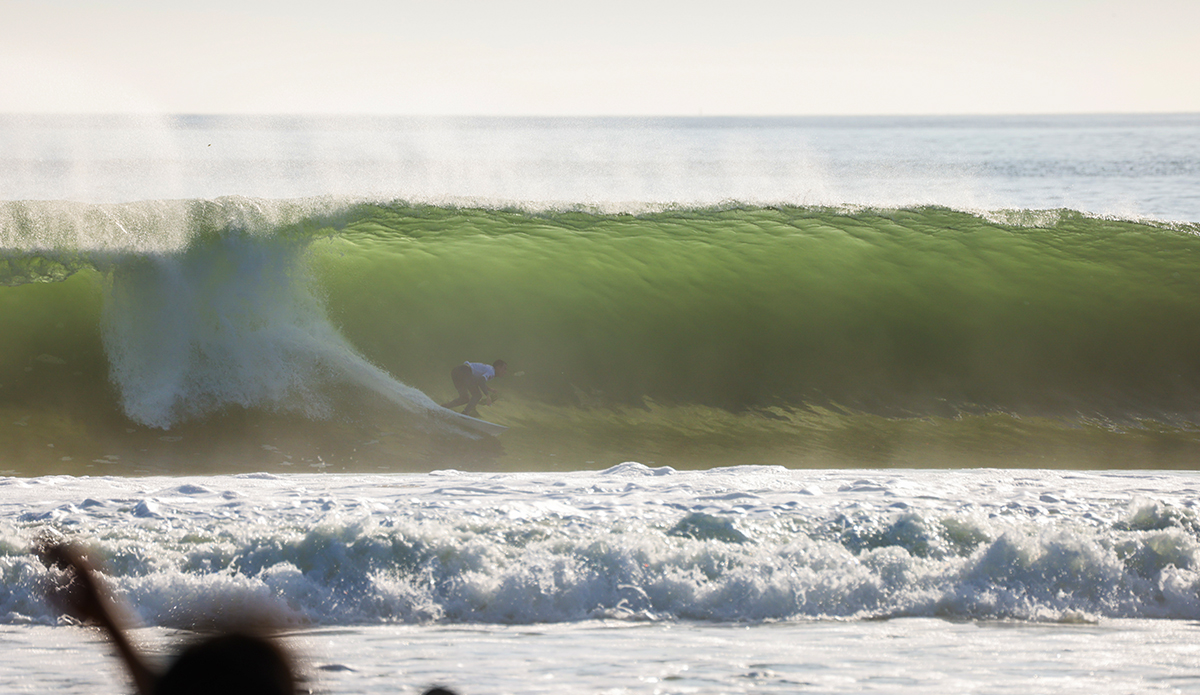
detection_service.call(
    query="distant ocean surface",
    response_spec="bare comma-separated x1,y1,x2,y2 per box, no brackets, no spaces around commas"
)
3,114,1200,694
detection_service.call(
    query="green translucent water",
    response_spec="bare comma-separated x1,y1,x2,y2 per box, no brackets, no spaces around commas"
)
4,201,1200,474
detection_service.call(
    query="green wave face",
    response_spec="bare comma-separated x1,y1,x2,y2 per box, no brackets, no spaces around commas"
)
322,204,1200,420
4,200,1200,473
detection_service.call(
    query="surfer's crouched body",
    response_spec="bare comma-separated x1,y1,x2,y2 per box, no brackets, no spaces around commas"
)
442,360,507,417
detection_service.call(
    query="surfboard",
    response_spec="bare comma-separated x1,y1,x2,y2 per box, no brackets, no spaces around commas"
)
439,407,508,436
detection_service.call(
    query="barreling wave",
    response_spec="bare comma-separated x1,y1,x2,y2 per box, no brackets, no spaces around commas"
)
3,197,1200,471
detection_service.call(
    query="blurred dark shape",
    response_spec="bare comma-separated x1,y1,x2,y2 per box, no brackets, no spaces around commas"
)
37,537,297,695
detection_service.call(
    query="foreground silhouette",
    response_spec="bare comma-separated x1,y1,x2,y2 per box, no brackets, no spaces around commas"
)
39,540,296,695
40,539,461,695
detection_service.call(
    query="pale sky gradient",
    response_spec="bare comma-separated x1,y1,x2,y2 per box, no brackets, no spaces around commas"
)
2,0,1197,115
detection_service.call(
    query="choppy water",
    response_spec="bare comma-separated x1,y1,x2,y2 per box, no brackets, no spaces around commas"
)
10,466,1200,625
6,466,1200,693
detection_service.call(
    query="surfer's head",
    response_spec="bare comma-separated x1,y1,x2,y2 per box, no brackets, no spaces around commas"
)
155,632,296,695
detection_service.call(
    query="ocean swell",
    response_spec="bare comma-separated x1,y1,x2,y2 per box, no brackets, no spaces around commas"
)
315,202,1200,423
3,199,1200,471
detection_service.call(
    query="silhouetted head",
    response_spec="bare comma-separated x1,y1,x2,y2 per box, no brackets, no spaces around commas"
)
422,688,459,695
492,359,507,377
154,632,296,695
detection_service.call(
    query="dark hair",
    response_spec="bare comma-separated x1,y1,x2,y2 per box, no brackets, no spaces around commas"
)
154,632,295,695
492,360,507,370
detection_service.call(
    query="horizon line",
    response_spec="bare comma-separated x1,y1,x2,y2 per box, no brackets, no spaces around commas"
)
3,110,1199,120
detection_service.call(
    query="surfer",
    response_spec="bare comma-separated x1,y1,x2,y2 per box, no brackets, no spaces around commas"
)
441,360,507,418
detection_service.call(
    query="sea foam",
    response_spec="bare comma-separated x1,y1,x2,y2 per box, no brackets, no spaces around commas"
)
5,468,1200,627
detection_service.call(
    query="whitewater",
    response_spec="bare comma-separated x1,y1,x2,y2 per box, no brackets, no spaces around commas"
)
7,466,1200,693
3,114,1200,694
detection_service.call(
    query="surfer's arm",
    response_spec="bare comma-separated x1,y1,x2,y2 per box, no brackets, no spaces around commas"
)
39,542,159,695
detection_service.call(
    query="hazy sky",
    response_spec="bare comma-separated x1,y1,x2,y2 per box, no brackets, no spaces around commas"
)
2,0,1196,115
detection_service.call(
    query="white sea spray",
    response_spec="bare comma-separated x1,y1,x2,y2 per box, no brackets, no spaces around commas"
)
5,468,1200,627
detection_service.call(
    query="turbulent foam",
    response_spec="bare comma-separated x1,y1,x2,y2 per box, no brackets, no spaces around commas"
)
5,468,1200,627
